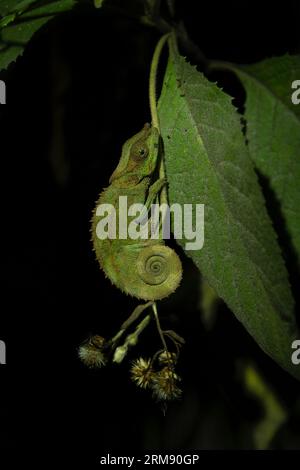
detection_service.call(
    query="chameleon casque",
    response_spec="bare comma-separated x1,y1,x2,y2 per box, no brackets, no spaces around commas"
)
91,123,182,301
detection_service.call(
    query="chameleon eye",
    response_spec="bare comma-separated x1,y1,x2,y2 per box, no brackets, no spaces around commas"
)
138,147,148,158
131,142,149,160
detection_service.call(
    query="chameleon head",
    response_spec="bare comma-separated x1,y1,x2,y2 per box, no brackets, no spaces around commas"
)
109,123,160,184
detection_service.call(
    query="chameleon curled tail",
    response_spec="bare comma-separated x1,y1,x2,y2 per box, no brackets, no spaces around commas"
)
120,243,182,300
136,245,182,299
135,244,182,300
91,235,182,301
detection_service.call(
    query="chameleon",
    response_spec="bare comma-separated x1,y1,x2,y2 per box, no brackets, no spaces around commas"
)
91,123,182,301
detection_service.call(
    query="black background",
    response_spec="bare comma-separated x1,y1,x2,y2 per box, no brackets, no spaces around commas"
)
1,0,300,463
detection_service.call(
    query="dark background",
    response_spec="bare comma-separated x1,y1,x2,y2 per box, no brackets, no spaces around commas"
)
1,0,300,462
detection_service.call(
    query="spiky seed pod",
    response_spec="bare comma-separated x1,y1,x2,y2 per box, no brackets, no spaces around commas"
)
130,357,154,389
78,335,107,369
151,366,182,401
158,350,177,366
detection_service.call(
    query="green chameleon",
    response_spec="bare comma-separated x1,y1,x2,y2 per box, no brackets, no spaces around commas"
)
91,123,182,300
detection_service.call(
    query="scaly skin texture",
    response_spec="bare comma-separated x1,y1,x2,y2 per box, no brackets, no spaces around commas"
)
91,123,182,300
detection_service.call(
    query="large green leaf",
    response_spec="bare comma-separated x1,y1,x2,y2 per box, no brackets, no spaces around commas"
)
158,40,299,379
0,0,76,71
223,55,300,263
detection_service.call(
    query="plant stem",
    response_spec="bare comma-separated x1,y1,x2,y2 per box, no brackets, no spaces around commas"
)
207,60,235,73
149,33,171,209
103,4,208,69
152,302,168,352
113,314,151,363
149,32,170,131
110,301,153,345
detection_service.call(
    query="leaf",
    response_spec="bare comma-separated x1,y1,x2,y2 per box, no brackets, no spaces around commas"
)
0,0,77,71
222,55,300,263
158,39,300,380
0,1,38,17
0,13,16,28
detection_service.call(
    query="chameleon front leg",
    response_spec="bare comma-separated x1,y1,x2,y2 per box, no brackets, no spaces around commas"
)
145,177,167,208
146,178,169,239
135,177,167,226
